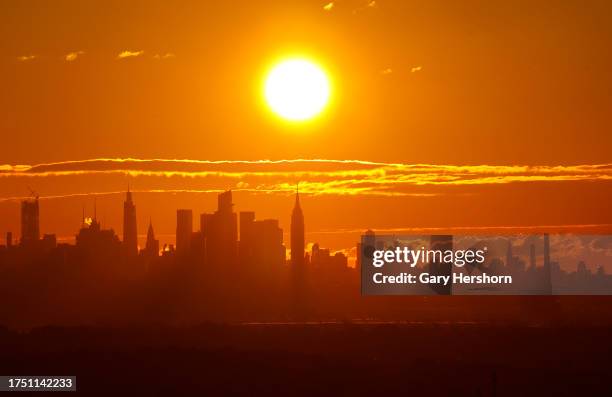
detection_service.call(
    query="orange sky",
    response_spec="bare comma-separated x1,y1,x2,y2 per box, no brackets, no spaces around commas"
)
1,0,611,253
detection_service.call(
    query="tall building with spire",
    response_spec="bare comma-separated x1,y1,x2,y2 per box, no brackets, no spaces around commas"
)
290,189,305,267
122,187,138,257
144,220,159,257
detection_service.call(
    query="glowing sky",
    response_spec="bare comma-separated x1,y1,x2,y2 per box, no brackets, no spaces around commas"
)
1,0,611,256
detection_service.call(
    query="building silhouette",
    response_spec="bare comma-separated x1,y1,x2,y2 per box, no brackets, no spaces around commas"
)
41,233,57,252
176,209,193,255
187,230,205,265
76,215,121,260
357,229,376,275
143,220,159,257
310,243,348,270
122,188,138,257
201,190,237,266
239,211,256,265
542,233,553,294
529,243,536,271
290,190,305,268
239,211,285,268
20,197,40,246
289,189,307,318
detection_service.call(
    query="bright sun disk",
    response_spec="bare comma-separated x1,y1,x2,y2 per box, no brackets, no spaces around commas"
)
264,59,330,121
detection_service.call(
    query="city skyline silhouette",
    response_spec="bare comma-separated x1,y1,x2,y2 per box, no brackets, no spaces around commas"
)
1,187,610,330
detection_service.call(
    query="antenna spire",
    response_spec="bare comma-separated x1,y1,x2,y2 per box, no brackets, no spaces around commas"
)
294,182,301,208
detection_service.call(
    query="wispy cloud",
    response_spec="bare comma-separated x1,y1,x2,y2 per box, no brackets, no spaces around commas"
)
0,159,610,197
323,2,334,11
117,50,144,59
153,52,176,60
17,55,36,62
353,0,378,13
313,224,612,235
65,51,84,61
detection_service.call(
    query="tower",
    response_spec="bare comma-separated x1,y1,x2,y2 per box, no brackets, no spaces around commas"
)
145,219,159,257
529,243,536,270
20,196,40,246
290,189,305,267
122,187,138,257
176,209,193,254
542,234,552,294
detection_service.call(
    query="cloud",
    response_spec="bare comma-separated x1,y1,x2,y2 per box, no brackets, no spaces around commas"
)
380,68,392,75
411,66,422,73
351,0,378,14
323,2,334,11
153,53,176,60
17,55,36,62
65,51,84,62
0,159,610,197
312,224,612,235
117,50,144,59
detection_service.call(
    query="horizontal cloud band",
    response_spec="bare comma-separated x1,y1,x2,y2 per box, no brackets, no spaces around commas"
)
1,158,611,198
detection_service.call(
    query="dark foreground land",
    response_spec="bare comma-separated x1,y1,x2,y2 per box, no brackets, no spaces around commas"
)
1,322,610,396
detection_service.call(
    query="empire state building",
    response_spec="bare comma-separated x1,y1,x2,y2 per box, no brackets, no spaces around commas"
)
290,190,305,267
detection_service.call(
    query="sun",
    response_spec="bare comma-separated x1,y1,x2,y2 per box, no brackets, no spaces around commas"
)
264,58,331,122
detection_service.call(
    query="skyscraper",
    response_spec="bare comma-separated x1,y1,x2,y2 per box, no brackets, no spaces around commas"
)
357,229,376,275
122,188,138,257
542,233,553,294
239,211,256,264
144,220,159,257
201,190,237,266
239,211,284,267
75,215,121,258
176,209,193,254
20,197,40,246
290,190,307,319
290,190,305,267
529,243,536,270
